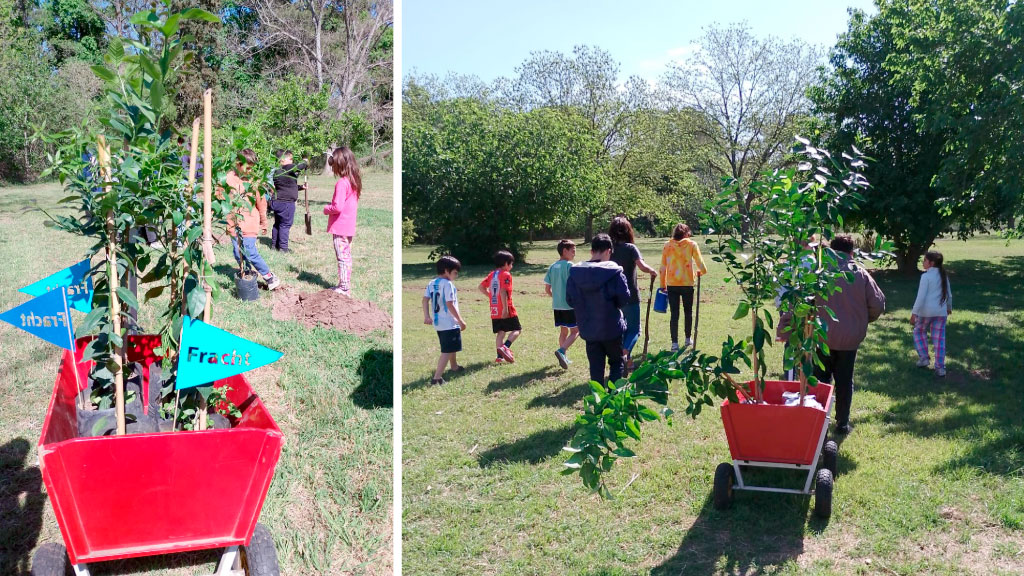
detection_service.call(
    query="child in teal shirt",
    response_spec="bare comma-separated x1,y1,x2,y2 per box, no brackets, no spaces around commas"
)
544,240,579,369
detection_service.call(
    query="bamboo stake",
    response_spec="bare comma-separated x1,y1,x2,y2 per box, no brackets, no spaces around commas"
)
180,116,201,319
198,90,213,432
97,135,126,436
751,312,761,404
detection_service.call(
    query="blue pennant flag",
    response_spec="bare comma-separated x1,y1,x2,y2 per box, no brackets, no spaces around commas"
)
0,289,75,351
19,259,94,313
175,316,283,390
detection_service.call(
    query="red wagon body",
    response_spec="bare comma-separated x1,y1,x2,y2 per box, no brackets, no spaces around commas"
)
720,380,834,466
37,338,284,565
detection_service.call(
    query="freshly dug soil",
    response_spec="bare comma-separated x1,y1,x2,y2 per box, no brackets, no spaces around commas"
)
272,287,392,335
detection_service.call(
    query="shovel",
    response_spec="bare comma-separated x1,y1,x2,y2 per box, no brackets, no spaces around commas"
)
303,174,312,235
693,274,702,350
641,275,656,358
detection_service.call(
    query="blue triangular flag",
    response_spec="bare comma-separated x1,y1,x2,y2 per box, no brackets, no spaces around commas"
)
175,316,283,390
19,259,94,313
0,289,75,351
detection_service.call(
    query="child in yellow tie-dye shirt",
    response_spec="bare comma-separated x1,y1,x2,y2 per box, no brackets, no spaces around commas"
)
660,223,707,351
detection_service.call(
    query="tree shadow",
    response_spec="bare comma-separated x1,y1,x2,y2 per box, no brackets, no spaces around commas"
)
856,255,1024,477
650,491,821,575
352,349,393,409
526,382,589,409
484,366,559,394
401,361,493,394
0,438,44,576
477,424,575,468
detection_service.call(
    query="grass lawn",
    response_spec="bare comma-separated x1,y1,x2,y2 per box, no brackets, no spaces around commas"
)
402,235,1024,576
0,171,393,575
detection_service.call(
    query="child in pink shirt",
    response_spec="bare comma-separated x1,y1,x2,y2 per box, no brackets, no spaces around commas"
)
324,146,361,295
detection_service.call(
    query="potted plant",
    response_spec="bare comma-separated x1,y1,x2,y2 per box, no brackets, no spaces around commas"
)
565,140,889,515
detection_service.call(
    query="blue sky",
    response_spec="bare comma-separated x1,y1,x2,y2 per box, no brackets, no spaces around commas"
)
403,0,878,84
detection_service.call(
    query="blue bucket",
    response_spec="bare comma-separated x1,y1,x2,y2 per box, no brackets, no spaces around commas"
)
653,289,668,313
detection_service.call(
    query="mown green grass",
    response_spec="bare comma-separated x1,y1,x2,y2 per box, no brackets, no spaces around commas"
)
402,235,1024,575
0,171,393,575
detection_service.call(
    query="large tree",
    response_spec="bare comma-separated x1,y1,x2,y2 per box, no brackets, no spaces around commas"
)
663,23,821,220
812,0,1023,271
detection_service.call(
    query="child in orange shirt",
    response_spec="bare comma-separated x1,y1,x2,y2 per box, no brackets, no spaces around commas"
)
659,223,706,350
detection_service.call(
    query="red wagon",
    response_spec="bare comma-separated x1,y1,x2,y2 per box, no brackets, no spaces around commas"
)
712,380,838,519
33,337,285,576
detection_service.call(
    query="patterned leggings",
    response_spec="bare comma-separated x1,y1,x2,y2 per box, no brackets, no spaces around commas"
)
332,235,353,292
914,316,947,370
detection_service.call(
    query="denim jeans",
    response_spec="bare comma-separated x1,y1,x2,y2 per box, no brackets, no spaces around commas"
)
622,301,641,354
270,199,296,252
231,236,271,277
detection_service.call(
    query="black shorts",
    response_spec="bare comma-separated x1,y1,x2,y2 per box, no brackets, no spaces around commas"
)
491,316,522,334
553,309,577,328
437,328,462,353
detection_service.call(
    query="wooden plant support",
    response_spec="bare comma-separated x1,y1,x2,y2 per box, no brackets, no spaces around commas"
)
97,135,126,436
198,89,213,432
751,313,761,404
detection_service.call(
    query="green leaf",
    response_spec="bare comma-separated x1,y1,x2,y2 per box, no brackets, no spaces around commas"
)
77,307,106,336
144,285,166,302
116,287,139,312
179,8,221,22
91,65,116,83
733,300,750,320
149,79,165,112
186,284,207,317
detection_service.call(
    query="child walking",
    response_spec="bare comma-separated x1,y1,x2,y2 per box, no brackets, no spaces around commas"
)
324,147,361,295
226,148,280,290
911,250,952,377
566,233,631,384
478,250,521,363
423,256,467,385
544,240,579,369
269,150,308,252
660,223,707,351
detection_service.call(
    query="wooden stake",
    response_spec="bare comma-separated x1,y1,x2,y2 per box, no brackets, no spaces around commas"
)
98,136,126,436
751,312,761,403
198,90,213,432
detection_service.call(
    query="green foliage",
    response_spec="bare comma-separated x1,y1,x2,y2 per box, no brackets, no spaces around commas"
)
401,217,417,247
403,97,606,263
812,0,1024,270
240,75,373,167
562,376,673,498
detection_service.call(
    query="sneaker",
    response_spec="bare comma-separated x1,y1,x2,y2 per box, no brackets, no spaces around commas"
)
264,274,281,290
498,346,515,363
936,367,946,377
555,349,568,370
621,354,631,378
332,286,351,296
835,423,852,435
916,357,930,368
494,357,506,364
685,338,694,348
448,365,466,374
430,377,445,385
670,342,679,352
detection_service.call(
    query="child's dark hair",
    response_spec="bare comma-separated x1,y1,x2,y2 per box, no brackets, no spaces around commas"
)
830,234,855,254
557,239,576,256
273,149,284,159
672,223,692,240
328,146,362,198
608,216,635,244
591,233,613,253
924,250,949,303
436,255,461,275
493,250,514,268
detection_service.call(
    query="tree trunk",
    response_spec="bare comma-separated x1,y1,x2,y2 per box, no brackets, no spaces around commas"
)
584,215,594,243
894,243,928,274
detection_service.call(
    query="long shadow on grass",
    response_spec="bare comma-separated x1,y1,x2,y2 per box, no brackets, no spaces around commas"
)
478,424,574,468
0,438,43,576
485,366,559,394
651,491,822,575
527,382,589,409
353,349,393,409
856,256,1024,477
291,266,335,289
402,361,493,394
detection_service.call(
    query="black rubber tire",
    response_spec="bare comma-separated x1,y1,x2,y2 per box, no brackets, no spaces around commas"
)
814,468,834,519
712,462,735,510
241,523,281,576
31,542,69,576
822,440,839,478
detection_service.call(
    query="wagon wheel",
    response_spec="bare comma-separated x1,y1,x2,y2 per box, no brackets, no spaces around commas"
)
31,542,70,576
712,462,735,510
814,468,834,519
235,523,281,576
822,440,839,478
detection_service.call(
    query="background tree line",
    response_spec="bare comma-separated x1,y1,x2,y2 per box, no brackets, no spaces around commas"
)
403,1,1022,270
0,0,392,182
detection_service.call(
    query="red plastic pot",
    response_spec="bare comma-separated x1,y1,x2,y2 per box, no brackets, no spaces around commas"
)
37,337,284,565
719,380,833,466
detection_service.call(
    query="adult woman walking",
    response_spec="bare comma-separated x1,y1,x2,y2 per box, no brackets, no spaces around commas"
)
608,217,657,374
660,223,707,351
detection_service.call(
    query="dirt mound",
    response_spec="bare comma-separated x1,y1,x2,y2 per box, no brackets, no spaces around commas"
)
272,287,392,335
